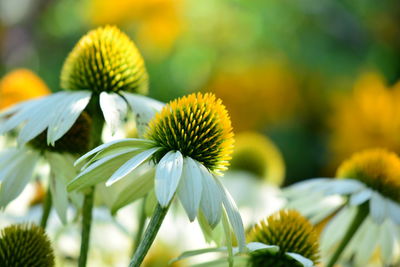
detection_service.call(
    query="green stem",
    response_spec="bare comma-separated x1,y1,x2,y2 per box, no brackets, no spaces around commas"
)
78,187,94,267
129,203,169,267
131,197,148,257
40,187,52,229
78,94,104,267
326,203,369,267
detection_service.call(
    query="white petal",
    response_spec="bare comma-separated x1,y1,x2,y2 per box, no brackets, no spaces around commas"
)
68,148,139,191
75,138,153,166
379,220,394,262
122,92,164,136
324,179,365,195
286,252,314,267
321,206,356,253
0,150,39,207
246,242,279,253
155,151,183,207
17,95,62,145
349,188,372,206
46,91,91,144
99,92,128,135
216,178,246,252
0,97,45,135
178,157,203,221
354,217,380,266
49,173,68,224
111,168,155,213
199,164,222,228
106,147,159,186
370,192,387,224
387,199,400,225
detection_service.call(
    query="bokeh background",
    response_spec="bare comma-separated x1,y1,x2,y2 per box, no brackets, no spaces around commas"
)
1,0,399,186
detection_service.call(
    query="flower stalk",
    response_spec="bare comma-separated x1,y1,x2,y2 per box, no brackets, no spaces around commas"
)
326,202,369,267
129,203,169,267
131,196,148,257
40,187,52,229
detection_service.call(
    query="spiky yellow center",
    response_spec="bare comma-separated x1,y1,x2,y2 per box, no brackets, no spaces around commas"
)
0,224,54,267
60,25,148,94
336,148,400,203
247,210,320,267
145,93,234,173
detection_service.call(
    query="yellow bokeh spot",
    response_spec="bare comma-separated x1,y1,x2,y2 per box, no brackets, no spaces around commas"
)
209,60,300,131
230,132,285,185
0,69,50,110
329,71,400,166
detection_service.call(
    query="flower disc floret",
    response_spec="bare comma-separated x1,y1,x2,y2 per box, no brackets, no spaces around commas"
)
145,93,234,173
60,25,148,94
0,224,55,267
336,148,400,203
247,210,320,267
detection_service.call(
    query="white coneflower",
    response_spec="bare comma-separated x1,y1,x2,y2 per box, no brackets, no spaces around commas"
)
171,210,319,267
0,26,162,146
285,148,400,267
68,93,246,266
0,113,91,223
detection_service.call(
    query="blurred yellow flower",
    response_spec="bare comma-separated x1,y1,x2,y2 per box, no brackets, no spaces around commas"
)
0,69,51,110
143,242,185,267
230,132,285,186
329,72,400,166
209,60,300,131
87,0,183,58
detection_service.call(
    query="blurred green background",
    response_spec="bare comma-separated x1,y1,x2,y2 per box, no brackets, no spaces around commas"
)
1,0,399,185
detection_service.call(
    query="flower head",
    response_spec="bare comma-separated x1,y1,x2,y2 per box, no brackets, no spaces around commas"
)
69,93,246,252
0,69,50,110
145,93,234,173
247,210,320,267
336,148,400,203
0,224,55,267
61,25,148,94
285,148,400,266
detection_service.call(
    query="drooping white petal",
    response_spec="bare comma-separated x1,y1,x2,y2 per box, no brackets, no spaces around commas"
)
286,252,314,267
155,151,183,207
106,147,159,186
349,188,372,206
215,178,246,252
17,94,63,145
74,138,153,166
178,157,203,221
99,92,128,135
198,164,222,228
246,242,279,253
284,178,330,199
0,149,25,181
379,220,395,262
354,217,380,266
121,92,164,136
324,179,365,195
111,167,155,213
370,192,387,224
46,152,82,223
0,97,45,135
68,148,140,191
46,91,91,145
387,199,400,225
0,150,39,207
321,206,356,253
